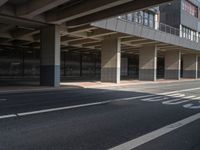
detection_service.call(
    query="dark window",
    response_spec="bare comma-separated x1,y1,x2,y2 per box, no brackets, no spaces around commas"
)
182,0,198,17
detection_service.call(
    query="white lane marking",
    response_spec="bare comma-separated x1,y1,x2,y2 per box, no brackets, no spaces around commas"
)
183,101,200,109
109,112,200,150
191,97,200,100
161,87,200,95
0,94,153,119
141,96,164,102
141,97,169,102
166,93,183,96
183,95,196,99
140,94,186,102
170,94,185,98
162,99,189,105
0,114,16,119
0,99,7,101
167,94,185,97
1,87,200,120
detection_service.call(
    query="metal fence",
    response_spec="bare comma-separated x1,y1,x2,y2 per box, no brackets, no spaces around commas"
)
118,16,180,37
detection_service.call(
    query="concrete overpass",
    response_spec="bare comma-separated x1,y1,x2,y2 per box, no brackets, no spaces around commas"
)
0,0,173,86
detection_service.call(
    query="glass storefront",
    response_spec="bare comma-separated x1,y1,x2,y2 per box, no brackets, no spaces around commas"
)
0,45,40,78
0,46,154,81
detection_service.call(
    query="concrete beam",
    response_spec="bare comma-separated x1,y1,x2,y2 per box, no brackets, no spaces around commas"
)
61,35,78,42
121,37,145,43
82,42,101,48
0,14,47,29
46,0,133,24
0,0,8,7
68,25,96,33
87,29,116,38
11,28,39,38
129,40,154,45
66,0,172,26
68,38,97,46
16,0,71,18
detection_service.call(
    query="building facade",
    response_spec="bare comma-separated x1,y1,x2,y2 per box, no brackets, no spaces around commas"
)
0,0,199,86
160,0,200,42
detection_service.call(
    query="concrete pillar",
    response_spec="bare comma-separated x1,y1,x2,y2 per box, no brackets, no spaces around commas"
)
101,37,121,83
139,44,157,81
164,50,181,80
198,56,200,78
182,54,198,79
40,25,60,87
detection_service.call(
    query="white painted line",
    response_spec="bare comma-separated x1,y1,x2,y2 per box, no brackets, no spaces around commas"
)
0,114,17,119
191,97,200,100
18,95,155,116
109,112,200,150
0,99,7,101
166,93,183,96
170,94,185,98
18,101,111,116
183,95,196,99
161,87,200,95
162,99,189,105
141,96,164,101
183,101,200,109
166,94,185,97
1,87,200,120
0,94,153,119
141,96,169,102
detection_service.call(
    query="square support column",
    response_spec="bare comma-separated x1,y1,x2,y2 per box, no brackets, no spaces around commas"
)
182,54,198,79
101,37,121,83
198,56,200,78
139,44,157,81
40,25,60,87
164,50,181,80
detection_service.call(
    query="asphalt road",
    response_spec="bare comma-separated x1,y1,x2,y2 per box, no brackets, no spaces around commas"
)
0,80,200,150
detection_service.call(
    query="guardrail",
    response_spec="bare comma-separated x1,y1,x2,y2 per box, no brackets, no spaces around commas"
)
118,16,180,36
117,16,198,43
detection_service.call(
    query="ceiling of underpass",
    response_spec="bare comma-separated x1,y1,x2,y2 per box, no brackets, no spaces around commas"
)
0,0,176,53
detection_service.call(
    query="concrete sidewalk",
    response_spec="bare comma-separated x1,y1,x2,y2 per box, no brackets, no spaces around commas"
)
0,78,199,94
61,79,200,88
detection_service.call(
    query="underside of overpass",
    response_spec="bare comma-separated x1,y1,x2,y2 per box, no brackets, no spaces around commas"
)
2,0,199,87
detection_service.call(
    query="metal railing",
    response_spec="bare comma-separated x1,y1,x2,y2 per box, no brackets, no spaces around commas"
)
117,15,199,43
118,16,180,36
158,22,180,36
